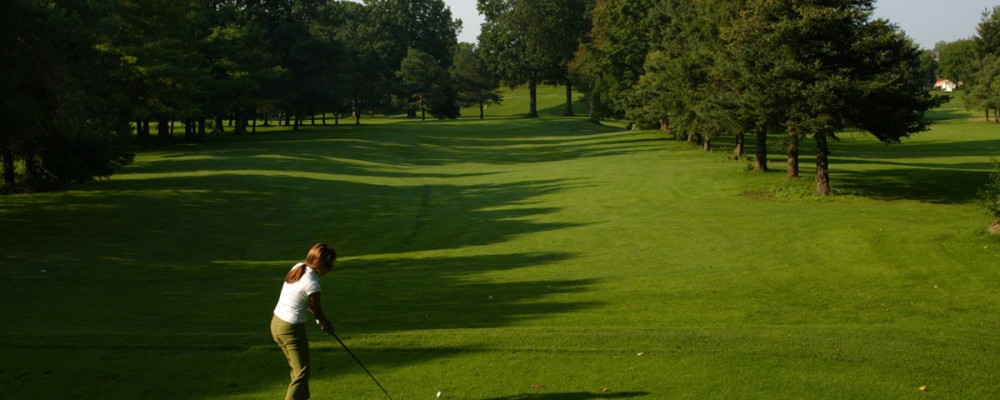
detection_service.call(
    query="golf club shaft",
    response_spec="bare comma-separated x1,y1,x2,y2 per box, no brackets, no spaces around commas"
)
331,332,393,400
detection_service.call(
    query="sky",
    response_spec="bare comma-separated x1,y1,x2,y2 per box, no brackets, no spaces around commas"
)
872,0,997,48
444,0,998,49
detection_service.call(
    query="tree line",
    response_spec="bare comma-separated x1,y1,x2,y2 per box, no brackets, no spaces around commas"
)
554,0,947,195
936,6,1000,122
1,0,500,193
3,0,952,194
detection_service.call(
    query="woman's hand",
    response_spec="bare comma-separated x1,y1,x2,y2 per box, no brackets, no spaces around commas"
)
316,318,335,335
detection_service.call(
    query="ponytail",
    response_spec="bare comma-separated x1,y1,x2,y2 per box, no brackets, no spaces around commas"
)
286,243,336,283
284,264,307,283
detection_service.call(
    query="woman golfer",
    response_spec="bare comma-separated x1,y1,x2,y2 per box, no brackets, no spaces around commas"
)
271,243,336,400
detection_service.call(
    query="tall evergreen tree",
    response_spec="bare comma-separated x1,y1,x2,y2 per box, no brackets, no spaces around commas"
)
573,0,675,125
723,0,944,194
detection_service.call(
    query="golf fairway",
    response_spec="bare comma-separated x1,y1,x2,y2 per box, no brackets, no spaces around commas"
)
1,90,998,399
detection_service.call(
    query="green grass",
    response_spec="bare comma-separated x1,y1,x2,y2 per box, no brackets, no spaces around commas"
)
2,87,999,399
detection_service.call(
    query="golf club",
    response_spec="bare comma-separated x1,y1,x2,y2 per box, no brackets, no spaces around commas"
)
318,320,393,400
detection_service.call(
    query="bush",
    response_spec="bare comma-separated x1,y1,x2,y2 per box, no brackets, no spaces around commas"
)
979,157,1000,234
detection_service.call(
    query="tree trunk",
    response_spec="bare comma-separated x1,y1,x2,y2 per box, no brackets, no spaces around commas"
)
733,131,745,160
198,119,206,141
353,97,362,125
589,93,599,123
754,126,768,172
214,115,224,133
157,117,170,144
479,101,485,120
24,149,40,186
1,139,15,190
814,130,831,195
234,109,245,135
564,80,575,116
703,137,712,152
528,78,539,117
184,119,194,142
136,118,150,142
787,123,799,179
660,118,670,136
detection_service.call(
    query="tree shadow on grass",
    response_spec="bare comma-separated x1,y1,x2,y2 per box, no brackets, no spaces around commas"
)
736,134,1000,203
832,160,991,204
0,118,641,400
478,392,650,400
828,139,998,204
123,117,647,176
330,253,601,332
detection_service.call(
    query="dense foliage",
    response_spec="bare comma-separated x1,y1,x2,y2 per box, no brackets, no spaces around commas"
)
571,0,946,194
0,1,135,192
0,0,479,193
936,6,1000,121
3,0,956,195
981,158,1000,233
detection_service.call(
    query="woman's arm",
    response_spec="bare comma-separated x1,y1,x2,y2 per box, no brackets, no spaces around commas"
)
308,292,334,334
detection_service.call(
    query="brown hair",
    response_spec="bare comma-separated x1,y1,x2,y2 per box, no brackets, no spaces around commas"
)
285,243,337,283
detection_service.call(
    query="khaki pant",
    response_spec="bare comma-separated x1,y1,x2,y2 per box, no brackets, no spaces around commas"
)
271,315,310,400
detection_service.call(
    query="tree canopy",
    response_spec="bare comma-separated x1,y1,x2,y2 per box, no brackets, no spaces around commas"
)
2,0,951,196
573,0,945,194
1,0,474,193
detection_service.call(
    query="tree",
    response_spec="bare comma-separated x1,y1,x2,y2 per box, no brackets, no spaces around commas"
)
634,0,741,149
937,39,978,88
398,48,455,120
1,0,133,192
548,0,594,117
976,5,1000,56
572,0,659,121
98,0,212,142
330,1,389,124
478,0,591,117
722,0,944,194
963,6,1000,120
963,55,1000,121
365,0,460,117
451,43,503,119
979,158,1000,234
720,0,803,172
917,49,939,89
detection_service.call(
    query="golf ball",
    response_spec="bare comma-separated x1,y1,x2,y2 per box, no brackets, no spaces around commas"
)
437,390,442,398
